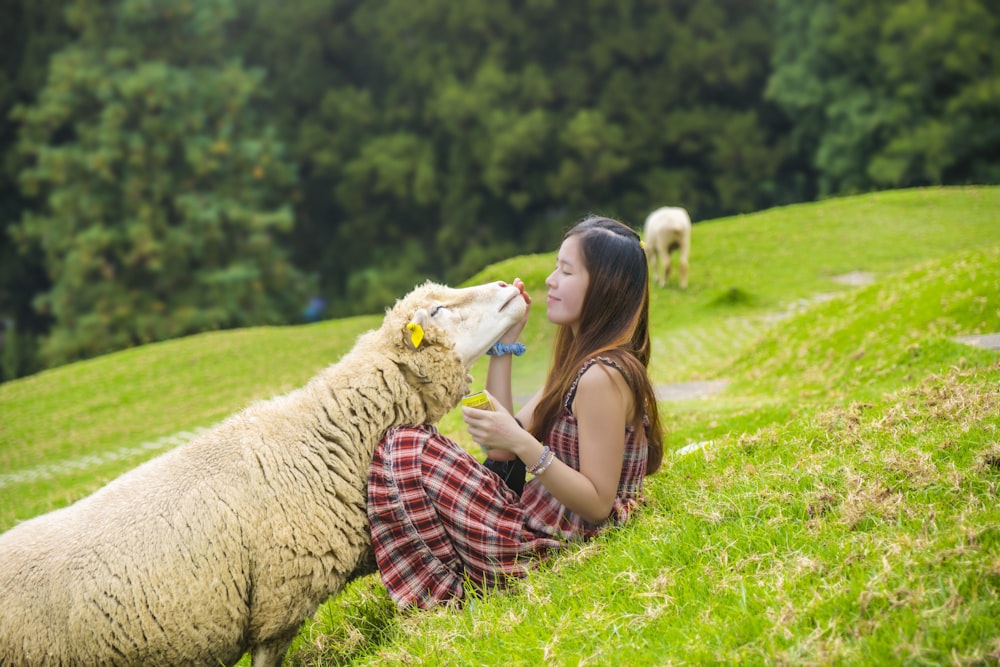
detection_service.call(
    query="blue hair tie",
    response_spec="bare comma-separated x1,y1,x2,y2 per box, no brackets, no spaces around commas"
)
487,342,526,357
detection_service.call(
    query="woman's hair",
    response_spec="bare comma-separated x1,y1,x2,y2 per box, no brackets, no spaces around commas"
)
530,215,664,475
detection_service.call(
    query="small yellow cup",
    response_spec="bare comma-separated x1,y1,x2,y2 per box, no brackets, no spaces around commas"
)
462,391,494,454
461,391,493,411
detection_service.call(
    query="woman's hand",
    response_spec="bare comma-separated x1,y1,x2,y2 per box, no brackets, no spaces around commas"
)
499,277,531,344
461,391,530,462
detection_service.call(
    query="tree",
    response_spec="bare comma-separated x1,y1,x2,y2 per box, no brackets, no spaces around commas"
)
869,0,1000,187
13,0,312,365
241,0,786,316
0,0,71,380
768,0,1000,196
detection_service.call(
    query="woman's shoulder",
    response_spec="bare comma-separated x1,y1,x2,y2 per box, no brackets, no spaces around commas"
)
575,356,631,397
564,351,643,410
578,351,637,377
568,358,634,424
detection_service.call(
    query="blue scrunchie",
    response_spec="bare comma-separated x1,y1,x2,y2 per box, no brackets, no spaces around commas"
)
487,342,526,356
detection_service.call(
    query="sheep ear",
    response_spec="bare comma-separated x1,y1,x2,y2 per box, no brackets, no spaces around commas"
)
406,322,424,349
406,309,429,349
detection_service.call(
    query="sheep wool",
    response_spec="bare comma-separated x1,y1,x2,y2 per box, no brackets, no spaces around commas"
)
643,205,692,289
0,280,528,667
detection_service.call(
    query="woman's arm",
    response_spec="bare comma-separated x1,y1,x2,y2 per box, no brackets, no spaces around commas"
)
464,364,630,523
528,365,628,522
485,354,516,416
484,277,532,416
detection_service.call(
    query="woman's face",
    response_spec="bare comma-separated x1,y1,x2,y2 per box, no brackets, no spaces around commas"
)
545,234,589,332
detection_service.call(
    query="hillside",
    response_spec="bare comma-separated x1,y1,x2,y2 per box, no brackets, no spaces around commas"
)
299,205,1000,666
1,186,999,664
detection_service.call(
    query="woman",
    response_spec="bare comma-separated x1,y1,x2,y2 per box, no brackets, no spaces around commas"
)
367,215,664,609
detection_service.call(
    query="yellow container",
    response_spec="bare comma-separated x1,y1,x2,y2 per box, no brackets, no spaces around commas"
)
461,391,493,411
461,391,494,454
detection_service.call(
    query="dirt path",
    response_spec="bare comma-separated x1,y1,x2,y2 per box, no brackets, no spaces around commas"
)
655,379,730,401
955,333,1000,351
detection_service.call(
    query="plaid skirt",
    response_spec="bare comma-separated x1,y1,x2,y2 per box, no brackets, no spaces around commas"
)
367,424,567,608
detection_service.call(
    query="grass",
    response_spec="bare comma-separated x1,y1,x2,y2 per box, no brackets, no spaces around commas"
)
0,315,381,524
289,239,1000,666
1,185,999,664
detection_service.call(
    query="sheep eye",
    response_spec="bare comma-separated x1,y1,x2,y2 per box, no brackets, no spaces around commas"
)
430,305,444,316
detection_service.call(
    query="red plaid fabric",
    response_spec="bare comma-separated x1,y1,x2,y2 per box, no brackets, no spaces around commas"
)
367,357,649,608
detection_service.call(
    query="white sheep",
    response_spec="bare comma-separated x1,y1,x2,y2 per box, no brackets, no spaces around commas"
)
643,206,692,289
0,280,527,667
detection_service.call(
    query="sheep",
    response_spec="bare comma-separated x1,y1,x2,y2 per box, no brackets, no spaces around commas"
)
643,206,692,289
0,280,528,667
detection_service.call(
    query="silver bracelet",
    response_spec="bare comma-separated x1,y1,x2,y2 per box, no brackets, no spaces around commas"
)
527,446,550,475
533,450,556,476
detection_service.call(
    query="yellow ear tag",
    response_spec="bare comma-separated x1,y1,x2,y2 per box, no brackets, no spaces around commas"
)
406,322,424,348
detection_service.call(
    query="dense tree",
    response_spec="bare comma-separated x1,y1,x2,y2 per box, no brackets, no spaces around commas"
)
242,0,785,315
3,0,997,378
0,0,71,380
870,0,1000,187
13,0,312,365
768,0,1000,195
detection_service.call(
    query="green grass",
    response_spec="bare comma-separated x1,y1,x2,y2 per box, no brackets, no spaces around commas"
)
287,235,1000,666
2,186,999,664
0,315,381,524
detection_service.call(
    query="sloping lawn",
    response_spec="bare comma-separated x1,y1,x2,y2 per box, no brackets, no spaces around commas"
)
1,186,998,665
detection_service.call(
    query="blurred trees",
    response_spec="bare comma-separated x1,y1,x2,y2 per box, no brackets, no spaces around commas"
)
241,0,786,316
768,0,1000,195
0,0,70,380
11,0,311,365
1,0,997,378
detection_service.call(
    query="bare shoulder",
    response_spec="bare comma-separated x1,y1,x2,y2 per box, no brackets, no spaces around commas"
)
575,361,632,408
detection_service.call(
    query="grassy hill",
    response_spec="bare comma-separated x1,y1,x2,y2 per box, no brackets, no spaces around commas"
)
1,186,998,664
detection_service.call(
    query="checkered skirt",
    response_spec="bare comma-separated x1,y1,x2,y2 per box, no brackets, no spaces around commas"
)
366,357,649,608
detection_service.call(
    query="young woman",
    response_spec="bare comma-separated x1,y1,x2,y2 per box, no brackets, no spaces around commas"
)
367,215,664,609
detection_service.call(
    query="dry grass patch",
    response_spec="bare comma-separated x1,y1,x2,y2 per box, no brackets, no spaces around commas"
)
979,441,1000,474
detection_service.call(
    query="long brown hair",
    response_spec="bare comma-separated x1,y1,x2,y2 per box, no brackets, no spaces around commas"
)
529,215,664,475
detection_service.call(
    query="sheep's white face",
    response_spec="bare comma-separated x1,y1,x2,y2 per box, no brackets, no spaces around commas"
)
404,281,528,367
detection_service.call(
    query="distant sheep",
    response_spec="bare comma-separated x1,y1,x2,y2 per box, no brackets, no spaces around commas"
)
643,206,692,289
0,280,527,667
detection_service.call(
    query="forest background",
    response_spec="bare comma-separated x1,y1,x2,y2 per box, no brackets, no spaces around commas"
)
1,0,997,382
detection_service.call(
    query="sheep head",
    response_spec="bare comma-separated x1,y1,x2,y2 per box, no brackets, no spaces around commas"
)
383,280,528,422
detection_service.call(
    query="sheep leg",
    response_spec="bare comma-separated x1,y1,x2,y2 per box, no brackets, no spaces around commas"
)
677,233,691,289
251,632,297,667
650,246,667,287
644,246,661,287
661,250,672,286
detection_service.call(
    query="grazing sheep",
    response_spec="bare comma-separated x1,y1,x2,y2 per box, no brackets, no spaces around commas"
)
0,280,527,667
643,206,692,289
